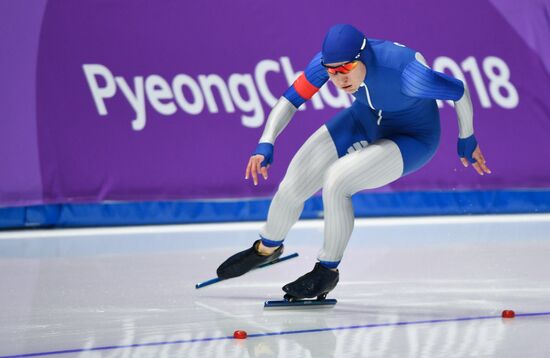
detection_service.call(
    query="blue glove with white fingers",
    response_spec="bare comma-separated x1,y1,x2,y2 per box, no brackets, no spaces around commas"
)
457,134,478,163
253,142,274,167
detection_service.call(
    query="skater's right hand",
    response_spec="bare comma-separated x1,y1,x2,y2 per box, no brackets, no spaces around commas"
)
246,155,270,186
246,143,273,186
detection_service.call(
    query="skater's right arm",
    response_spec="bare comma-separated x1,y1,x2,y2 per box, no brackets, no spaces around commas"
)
246,52,329,186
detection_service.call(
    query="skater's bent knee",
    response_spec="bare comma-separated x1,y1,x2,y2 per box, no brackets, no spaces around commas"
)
322,172,351,199
276,181,309,203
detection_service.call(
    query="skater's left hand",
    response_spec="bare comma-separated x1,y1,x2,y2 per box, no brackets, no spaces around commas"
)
460,145,491,176
457,135,491,176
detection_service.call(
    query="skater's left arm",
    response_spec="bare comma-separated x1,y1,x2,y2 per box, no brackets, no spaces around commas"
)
452,85,491,175
401,53,491,175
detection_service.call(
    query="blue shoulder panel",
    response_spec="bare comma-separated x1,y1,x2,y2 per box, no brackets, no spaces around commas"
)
369,39,416,70
402,60,465,101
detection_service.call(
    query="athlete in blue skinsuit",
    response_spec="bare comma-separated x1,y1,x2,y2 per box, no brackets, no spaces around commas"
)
217,24,491,300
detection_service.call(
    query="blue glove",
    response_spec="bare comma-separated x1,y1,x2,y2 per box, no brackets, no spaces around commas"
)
457,134,478,163
253,143,274,167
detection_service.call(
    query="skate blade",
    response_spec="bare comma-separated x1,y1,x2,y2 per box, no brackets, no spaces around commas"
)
264,298,337,309
196,252,299,289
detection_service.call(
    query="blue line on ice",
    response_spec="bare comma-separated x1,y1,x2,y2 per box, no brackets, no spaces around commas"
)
3,311,550,358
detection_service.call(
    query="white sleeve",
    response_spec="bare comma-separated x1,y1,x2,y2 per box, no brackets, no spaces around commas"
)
454,85,474,138
258,96,298,144
415,52,474,139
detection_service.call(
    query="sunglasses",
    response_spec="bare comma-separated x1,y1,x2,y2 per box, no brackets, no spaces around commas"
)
322,61,359,75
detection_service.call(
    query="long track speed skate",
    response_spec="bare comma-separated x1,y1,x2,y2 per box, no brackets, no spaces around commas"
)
196,240,298,289
264,262,339,308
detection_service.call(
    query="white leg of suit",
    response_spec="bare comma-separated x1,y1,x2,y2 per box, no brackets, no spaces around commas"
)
260,125,338,242
318,139,403,263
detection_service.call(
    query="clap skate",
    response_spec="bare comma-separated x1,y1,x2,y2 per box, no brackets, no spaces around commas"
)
264,262,339,308
195,240,298,289
217,240,284,279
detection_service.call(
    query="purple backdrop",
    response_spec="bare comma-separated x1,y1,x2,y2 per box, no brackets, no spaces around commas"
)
1,0,550,207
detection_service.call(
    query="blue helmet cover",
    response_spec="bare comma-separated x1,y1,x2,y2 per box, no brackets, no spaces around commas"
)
321,24,366,65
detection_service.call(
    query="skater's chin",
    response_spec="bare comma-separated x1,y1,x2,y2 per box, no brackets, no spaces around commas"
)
342,84,359,93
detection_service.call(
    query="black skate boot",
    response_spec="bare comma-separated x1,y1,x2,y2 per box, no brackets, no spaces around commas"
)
216,240,284,280
282,262,339,301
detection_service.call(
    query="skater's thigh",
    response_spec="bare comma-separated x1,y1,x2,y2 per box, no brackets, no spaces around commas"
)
283,124,338,181
387,133,439,176
324,139,404,194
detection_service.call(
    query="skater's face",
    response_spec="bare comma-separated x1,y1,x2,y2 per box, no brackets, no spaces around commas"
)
324,60,366,94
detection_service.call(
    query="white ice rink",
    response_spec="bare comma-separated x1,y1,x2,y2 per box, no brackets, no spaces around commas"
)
1,214,550,357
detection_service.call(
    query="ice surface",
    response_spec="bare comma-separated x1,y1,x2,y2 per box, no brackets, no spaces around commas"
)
1,214,549,357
